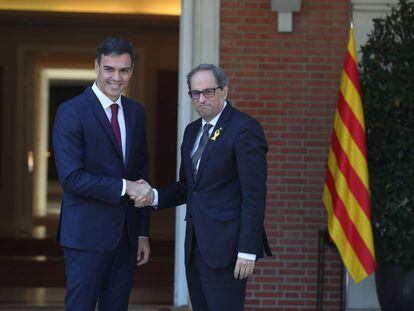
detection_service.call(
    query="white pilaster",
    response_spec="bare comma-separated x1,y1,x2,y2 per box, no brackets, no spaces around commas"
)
174,0,220,306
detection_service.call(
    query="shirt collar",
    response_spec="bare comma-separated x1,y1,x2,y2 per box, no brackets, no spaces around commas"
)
202,101,227,128
91,82,123,110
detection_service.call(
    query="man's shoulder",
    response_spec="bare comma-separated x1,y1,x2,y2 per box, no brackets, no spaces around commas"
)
181,118,201,140
121,95,145,112
57,87,90,112
185,118,202,133
227,104,261,127
188,117,201,127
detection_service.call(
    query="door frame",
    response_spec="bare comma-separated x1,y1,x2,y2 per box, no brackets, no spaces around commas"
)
33,68,96,217
15,45,96,234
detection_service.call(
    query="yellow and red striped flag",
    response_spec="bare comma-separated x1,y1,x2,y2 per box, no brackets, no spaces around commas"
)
322,26,376,283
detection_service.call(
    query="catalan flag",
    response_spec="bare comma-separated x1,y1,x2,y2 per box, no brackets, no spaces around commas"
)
322,26,376,283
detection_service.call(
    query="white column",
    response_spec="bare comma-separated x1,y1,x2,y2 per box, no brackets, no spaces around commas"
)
174,0,220,306
192,0,220,65
174,0,193,305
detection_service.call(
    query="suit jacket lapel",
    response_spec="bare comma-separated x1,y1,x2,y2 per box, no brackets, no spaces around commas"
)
122,97,134,168
87,87,124,164
195,103,234,183
184,119,202,185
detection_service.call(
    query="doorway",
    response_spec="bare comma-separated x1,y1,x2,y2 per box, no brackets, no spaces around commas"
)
0,10,179,306
33,68,95,221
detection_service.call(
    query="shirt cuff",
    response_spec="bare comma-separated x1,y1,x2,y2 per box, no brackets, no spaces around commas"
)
238,252,256,261
121,179,126,196
152,188,159,208
139,236,149,239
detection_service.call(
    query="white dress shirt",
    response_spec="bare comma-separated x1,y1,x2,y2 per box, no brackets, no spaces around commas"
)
92,83,148,241
91,82,127,195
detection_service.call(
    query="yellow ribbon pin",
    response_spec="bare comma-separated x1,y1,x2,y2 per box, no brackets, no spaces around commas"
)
211,129,220,141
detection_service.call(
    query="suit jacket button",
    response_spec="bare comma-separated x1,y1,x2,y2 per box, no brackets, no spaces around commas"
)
192,191,197,196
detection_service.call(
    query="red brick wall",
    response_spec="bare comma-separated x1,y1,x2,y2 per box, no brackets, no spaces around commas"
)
220,0,351,309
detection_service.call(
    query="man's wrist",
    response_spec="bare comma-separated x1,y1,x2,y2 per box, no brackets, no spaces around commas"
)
121,179,126,196
238,252,256,261
152,188,159,207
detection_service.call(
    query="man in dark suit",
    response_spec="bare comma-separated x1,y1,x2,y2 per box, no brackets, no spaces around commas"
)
133,63,271,310
53,37,151,311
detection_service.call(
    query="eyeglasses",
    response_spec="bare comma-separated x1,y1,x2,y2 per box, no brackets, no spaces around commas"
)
188,86,221,100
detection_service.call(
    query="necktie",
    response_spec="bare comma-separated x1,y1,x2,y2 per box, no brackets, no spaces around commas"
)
110,103,122,155
191,123,213,179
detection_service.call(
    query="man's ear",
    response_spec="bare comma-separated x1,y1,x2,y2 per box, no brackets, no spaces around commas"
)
94,59,99,73
223,85,229,99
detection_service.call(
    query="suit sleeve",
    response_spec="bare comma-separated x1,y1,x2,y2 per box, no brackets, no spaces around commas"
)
157,158,187,209
157,127,190,209
234,118,268,254
53,104,123,204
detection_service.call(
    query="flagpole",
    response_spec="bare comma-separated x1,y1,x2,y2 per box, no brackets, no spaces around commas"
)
322,13,375,284
343,21,351,311
350,3,354,29
344,270,350,311
342,20,352,311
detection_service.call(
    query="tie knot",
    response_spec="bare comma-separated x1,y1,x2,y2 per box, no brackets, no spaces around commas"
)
111,103,119,114
204,123,212,133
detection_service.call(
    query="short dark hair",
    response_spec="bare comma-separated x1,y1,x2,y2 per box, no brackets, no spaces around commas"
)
96,37,136,67
187,63,228,91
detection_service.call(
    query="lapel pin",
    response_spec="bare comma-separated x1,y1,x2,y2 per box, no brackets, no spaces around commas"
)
211,127,222,141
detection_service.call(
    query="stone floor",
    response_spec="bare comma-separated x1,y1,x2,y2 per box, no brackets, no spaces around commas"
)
0,288,190,311
0,215,180,310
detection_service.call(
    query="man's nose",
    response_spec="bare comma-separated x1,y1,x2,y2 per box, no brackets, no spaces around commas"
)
113,70,121,80
198,93,207,101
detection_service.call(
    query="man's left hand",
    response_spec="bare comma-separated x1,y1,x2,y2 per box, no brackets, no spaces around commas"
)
137,237,150,266
234,257,255,279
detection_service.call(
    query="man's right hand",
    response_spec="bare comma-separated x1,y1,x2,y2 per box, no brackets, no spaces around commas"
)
125,179,154,207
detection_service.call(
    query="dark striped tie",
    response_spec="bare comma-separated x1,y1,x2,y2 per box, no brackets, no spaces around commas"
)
191,123,213,179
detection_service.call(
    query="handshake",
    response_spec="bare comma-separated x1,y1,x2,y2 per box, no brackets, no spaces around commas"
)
125,179,154,208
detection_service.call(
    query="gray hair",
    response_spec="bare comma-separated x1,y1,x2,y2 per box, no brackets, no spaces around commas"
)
186,63,228,91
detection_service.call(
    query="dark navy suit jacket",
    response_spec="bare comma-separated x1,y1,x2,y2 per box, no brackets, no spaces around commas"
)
158,103,271,269
53,86,150,252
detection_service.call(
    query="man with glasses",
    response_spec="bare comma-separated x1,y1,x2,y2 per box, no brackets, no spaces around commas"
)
132,63,271,310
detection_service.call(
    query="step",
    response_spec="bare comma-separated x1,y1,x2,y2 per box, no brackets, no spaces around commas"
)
0,238,174,289
0,257,173,288
0,238,174,257
0,287,180,307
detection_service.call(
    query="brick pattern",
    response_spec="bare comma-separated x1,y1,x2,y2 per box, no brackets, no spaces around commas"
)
220,0,351,309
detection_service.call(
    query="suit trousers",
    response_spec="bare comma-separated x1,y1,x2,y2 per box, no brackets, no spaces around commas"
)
186,240,247,311
63,225,136,311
